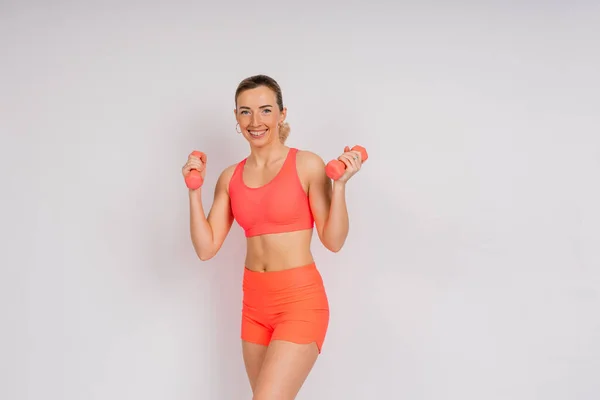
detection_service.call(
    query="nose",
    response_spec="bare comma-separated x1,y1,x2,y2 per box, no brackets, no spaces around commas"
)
250,112,260,126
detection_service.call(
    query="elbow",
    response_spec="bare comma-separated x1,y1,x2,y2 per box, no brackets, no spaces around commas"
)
197,253,214,261
324,238,346,253
192,243,216,261
328,245,343,253
320,229,347,253
196,247,217,261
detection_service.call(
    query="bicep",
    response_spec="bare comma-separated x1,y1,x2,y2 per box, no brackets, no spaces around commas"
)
308,159,332,239
207,171,235,249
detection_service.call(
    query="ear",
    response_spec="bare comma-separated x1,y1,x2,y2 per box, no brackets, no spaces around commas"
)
280,106,287,122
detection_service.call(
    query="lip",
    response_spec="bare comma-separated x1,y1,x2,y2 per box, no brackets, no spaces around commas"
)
248,129,268,139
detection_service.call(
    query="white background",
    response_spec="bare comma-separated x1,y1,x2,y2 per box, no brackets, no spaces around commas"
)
1,1,599,399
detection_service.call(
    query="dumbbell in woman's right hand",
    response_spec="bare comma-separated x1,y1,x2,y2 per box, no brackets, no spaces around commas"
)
182,150,207,190
325,145,368,180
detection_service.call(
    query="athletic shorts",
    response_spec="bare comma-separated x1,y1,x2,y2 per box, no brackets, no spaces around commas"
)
241,262,330,353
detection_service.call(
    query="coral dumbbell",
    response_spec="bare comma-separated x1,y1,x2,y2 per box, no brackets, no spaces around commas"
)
184,150,207,190
325,145,368,180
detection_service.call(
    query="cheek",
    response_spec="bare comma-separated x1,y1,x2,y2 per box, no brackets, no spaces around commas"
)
267,114,280,127
238,116,250,126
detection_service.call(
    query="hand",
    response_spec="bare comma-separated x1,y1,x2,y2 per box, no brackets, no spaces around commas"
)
336,146,363,183
181,152,206,181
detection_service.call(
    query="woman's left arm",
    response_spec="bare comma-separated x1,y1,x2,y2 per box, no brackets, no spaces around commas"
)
301,148,363,252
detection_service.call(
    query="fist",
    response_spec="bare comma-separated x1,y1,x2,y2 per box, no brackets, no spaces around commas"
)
182,151,207,189
336,146,363,183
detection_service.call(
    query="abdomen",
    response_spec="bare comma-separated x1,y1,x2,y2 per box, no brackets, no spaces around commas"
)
244,229,314,272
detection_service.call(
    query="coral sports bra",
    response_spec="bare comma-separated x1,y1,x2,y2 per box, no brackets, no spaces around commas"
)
228,148,315,238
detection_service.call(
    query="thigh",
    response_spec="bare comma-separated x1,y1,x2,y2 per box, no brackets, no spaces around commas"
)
242,340,269,392
253,340,319,400
271,309,329,354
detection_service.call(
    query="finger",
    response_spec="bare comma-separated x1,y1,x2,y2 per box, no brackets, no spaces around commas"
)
339,154,357,171
338,152,355,162
191,152,207,162
345,152,359,161
344,146,350,153
338,154,353,169
347,154,359,170
351,151,362,167
189,152,204,160
341,152,359,168
186,161,203,171
189,156,206,165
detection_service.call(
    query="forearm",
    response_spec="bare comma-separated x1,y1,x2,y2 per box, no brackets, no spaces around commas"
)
188,189,216,260
322,182,349,252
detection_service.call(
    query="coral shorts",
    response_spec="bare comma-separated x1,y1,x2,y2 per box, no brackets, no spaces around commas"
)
241,263,330,353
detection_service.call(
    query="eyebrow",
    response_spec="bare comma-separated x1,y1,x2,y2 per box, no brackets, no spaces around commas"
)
239,105,273,110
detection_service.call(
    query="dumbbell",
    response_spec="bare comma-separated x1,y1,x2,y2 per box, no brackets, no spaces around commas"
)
325,145,368,180
184,150,207,190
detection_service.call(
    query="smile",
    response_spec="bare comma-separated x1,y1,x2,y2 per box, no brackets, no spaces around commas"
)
248,129,267,138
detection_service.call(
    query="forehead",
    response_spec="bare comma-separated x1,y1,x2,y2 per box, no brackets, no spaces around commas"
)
237,86,277,107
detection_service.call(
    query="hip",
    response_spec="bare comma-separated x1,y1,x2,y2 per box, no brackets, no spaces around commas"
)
242,263,329,311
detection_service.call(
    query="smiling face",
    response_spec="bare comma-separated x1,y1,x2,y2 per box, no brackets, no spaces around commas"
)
234,85,287,147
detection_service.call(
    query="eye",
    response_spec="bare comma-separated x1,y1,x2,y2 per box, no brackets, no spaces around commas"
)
262,109,271,114
240,110,249,115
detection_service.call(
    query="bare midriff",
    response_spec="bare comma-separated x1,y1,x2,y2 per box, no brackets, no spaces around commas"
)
244,229,315,272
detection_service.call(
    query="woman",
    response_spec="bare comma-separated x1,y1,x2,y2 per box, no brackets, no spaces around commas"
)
181,75,363,399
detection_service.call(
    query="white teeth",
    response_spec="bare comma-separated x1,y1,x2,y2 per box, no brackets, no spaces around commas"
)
249,130,267,137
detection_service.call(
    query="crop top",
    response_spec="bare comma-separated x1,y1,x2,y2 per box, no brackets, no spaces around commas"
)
228,148,315,237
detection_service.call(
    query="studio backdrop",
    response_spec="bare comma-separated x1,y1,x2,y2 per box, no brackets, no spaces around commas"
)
1,1,599,399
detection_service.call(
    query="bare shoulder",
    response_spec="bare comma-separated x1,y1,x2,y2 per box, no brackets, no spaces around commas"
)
296,149,328,193
216,162,239,192
296,149,326,175
221,162,239,178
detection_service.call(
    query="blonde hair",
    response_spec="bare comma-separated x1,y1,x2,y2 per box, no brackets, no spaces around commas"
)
235,74,291,144
279,122,290,143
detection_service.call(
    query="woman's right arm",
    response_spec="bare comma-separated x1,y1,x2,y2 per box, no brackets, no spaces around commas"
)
188,165,236,261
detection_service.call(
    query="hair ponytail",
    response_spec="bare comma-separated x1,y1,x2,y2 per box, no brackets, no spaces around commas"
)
279,122,290,143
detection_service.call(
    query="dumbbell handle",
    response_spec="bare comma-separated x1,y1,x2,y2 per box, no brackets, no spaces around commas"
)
325,145,368,180
184,150,207,190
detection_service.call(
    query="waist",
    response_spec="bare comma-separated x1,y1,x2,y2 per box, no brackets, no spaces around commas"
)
243,262,323,292
244,229,314,271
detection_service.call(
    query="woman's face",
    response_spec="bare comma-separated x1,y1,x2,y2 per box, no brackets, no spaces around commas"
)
235,86,286,146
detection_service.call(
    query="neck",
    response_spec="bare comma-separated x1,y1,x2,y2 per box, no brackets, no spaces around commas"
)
248,141,289,166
